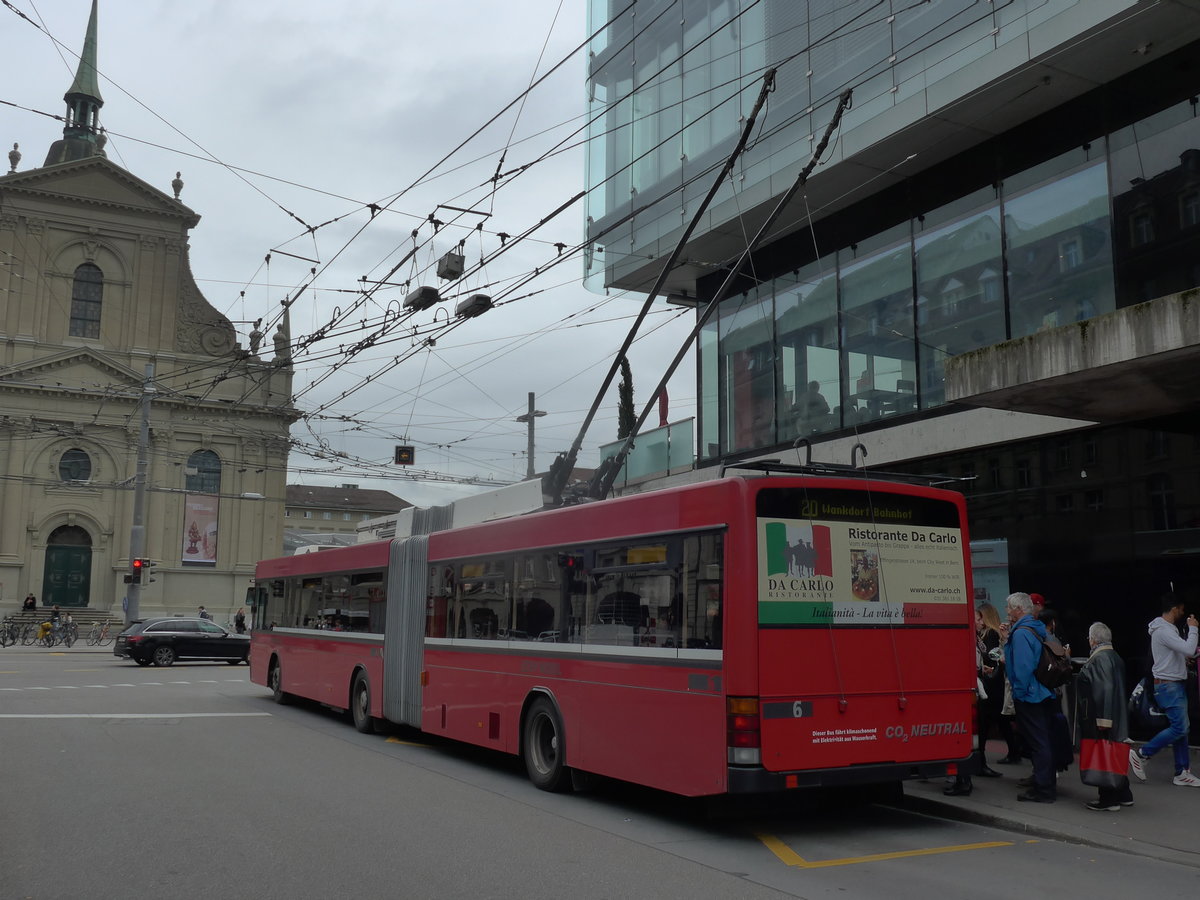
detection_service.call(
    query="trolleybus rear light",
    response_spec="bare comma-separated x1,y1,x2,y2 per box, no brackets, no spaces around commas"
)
726,696,761,764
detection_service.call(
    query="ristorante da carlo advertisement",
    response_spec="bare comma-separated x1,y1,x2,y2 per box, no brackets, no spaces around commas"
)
757,488,968,626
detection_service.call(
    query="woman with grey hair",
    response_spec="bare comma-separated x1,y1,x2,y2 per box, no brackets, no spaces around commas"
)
1076,622,1133,811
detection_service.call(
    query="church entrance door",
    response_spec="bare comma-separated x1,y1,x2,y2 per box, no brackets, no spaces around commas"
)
42,525,92,608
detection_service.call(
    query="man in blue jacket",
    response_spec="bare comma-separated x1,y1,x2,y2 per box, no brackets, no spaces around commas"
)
1003,592,1057,802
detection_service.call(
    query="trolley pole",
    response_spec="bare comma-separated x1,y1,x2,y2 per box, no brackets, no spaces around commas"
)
126,363,154,624
515,392,546,480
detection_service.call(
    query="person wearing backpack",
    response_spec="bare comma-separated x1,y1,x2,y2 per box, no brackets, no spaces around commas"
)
1003,592,1058,803
1129,593,1199,787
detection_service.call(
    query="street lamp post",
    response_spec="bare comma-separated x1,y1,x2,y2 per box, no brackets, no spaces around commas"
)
515,392,546,480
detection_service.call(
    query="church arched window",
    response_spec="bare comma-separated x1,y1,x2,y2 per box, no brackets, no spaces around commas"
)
186,450,222,494
69,263,103,338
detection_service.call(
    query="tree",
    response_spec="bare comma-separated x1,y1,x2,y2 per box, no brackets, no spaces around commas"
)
617,356,635,439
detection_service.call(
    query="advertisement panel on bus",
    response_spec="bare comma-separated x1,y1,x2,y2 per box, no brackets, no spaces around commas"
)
753,484,974,778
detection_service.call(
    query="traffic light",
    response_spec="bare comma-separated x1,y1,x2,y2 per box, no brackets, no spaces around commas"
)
394,445,415,465
128,558,156,584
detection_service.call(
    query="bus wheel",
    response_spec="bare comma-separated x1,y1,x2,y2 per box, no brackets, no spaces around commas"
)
351,673,374,734
522,696,571,792
269,660,292,705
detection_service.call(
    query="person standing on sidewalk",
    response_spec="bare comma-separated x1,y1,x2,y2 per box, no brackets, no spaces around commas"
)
1077,622,1134,811
1003,592,1057,803
1129,593,1199,787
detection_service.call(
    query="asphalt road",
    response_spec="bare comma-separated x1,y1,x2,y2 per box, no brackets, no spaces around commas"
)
3,645,1197,899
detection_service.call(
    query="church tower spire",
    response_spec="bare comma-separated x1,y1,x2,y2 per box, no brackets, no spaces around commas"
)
44,0,106,166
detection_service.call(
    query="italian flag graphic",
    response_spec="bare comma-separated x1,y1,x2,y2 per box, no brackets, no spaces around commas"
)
764,522,832,577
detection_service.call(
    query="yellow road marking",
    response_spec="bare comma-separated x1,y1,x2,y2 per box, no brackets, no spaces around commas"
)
754,831,1012,868
386,736,430,748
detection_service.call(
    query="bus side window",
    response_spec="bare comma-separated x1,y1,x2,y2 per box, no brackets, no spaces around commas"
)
425,565,452,639
683,533,723,650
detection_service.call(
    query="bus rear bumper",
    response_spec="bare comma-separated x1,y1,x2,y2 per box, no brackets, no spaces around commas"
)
727,758,968,793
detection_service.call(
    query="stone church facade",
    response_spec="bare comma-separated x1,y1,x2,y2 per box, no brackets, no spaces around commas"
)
0,2,297,618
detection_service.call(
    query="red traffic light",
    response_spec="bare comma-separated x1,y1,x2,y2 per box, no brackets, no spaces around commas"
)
132,558,145,569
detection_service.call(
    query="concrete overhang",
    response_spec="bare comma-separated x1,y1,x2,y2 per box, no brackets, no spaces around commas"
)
944,291,1200,425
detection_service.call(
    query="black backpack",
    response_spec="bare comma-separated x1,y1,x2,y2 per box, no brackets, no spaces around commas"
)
1019,626,1074,689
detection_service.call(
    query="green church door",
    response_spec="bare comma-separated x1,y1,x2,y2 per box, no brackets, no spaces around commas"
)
42,525,93,608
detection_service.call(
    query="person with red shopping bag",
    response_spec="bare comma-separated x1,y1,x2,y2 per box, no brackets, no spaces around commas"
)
1076,622,1133,811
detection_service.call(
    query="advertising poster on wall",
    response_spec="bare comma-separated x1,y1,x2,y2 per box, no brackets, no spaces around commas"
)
181,493,219,566
758,516,967,625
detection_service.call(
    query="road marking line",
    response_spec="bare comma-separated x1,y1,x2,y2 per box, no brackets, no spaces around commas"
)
198,680,219,683
0,687,21,691
142,682,164,685
0,713,273,719
54,686,80,689
112,683,136,687
27,686,50,690
0,671,22,674
754,832,1012,869
386,736,432,747
169,681,192,684
84,685,109,688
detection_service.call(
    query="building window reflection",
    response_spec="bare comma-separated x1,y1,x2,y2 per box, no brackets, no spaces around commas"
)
1006,159,1113,338
1148,473,1177,531
718,287,774,453
69,263,103,339
185,449,222,494
839,226,915,426
775,258,838,438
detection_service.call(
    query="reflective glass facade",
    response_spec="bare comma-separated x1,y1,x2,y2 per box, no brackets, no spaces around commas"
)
584,0,1132,292
694,88,1200,457
586,1,1200,665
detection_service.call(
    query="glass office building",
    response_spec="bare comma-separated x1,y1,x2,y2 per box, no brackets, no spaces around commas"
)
584,1,1200,649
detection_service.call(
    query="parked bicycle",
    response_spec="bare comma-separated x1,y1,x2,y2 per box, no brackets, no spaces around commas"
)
38,619,77,648
86,620,114,646
0,616,20,647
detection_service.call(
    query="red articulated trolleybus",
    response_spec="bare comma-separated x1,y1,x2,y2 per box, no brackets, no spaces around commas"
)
250,465,976,796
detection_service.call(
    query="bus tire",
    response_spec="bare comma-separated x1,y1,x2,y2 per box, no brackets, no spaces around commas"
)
522,696,571,792
351,672,374,734
269,659,292,705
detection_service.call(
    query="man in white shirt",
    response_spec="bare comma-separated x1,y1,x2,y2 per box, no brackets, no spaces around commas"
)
1129,594,1199,786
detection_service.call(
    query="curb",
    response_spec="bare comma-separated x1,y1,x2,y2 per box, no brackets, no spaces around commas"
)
896,793,1200,869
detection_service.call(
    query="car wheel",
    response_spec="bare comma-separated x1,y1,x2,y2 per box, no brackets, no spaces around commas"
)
351,672,374,734
135,658,152,667
522,696,571,792
151,645,176,667
269,660,291,704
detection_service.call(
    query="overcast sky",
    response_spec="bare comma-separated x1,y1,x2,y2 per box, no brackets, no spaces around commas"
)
1,0,697,507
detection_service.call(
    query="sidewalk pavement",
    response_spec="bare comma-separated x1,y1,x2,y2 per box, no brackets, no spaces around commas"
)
903,739,1200,868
